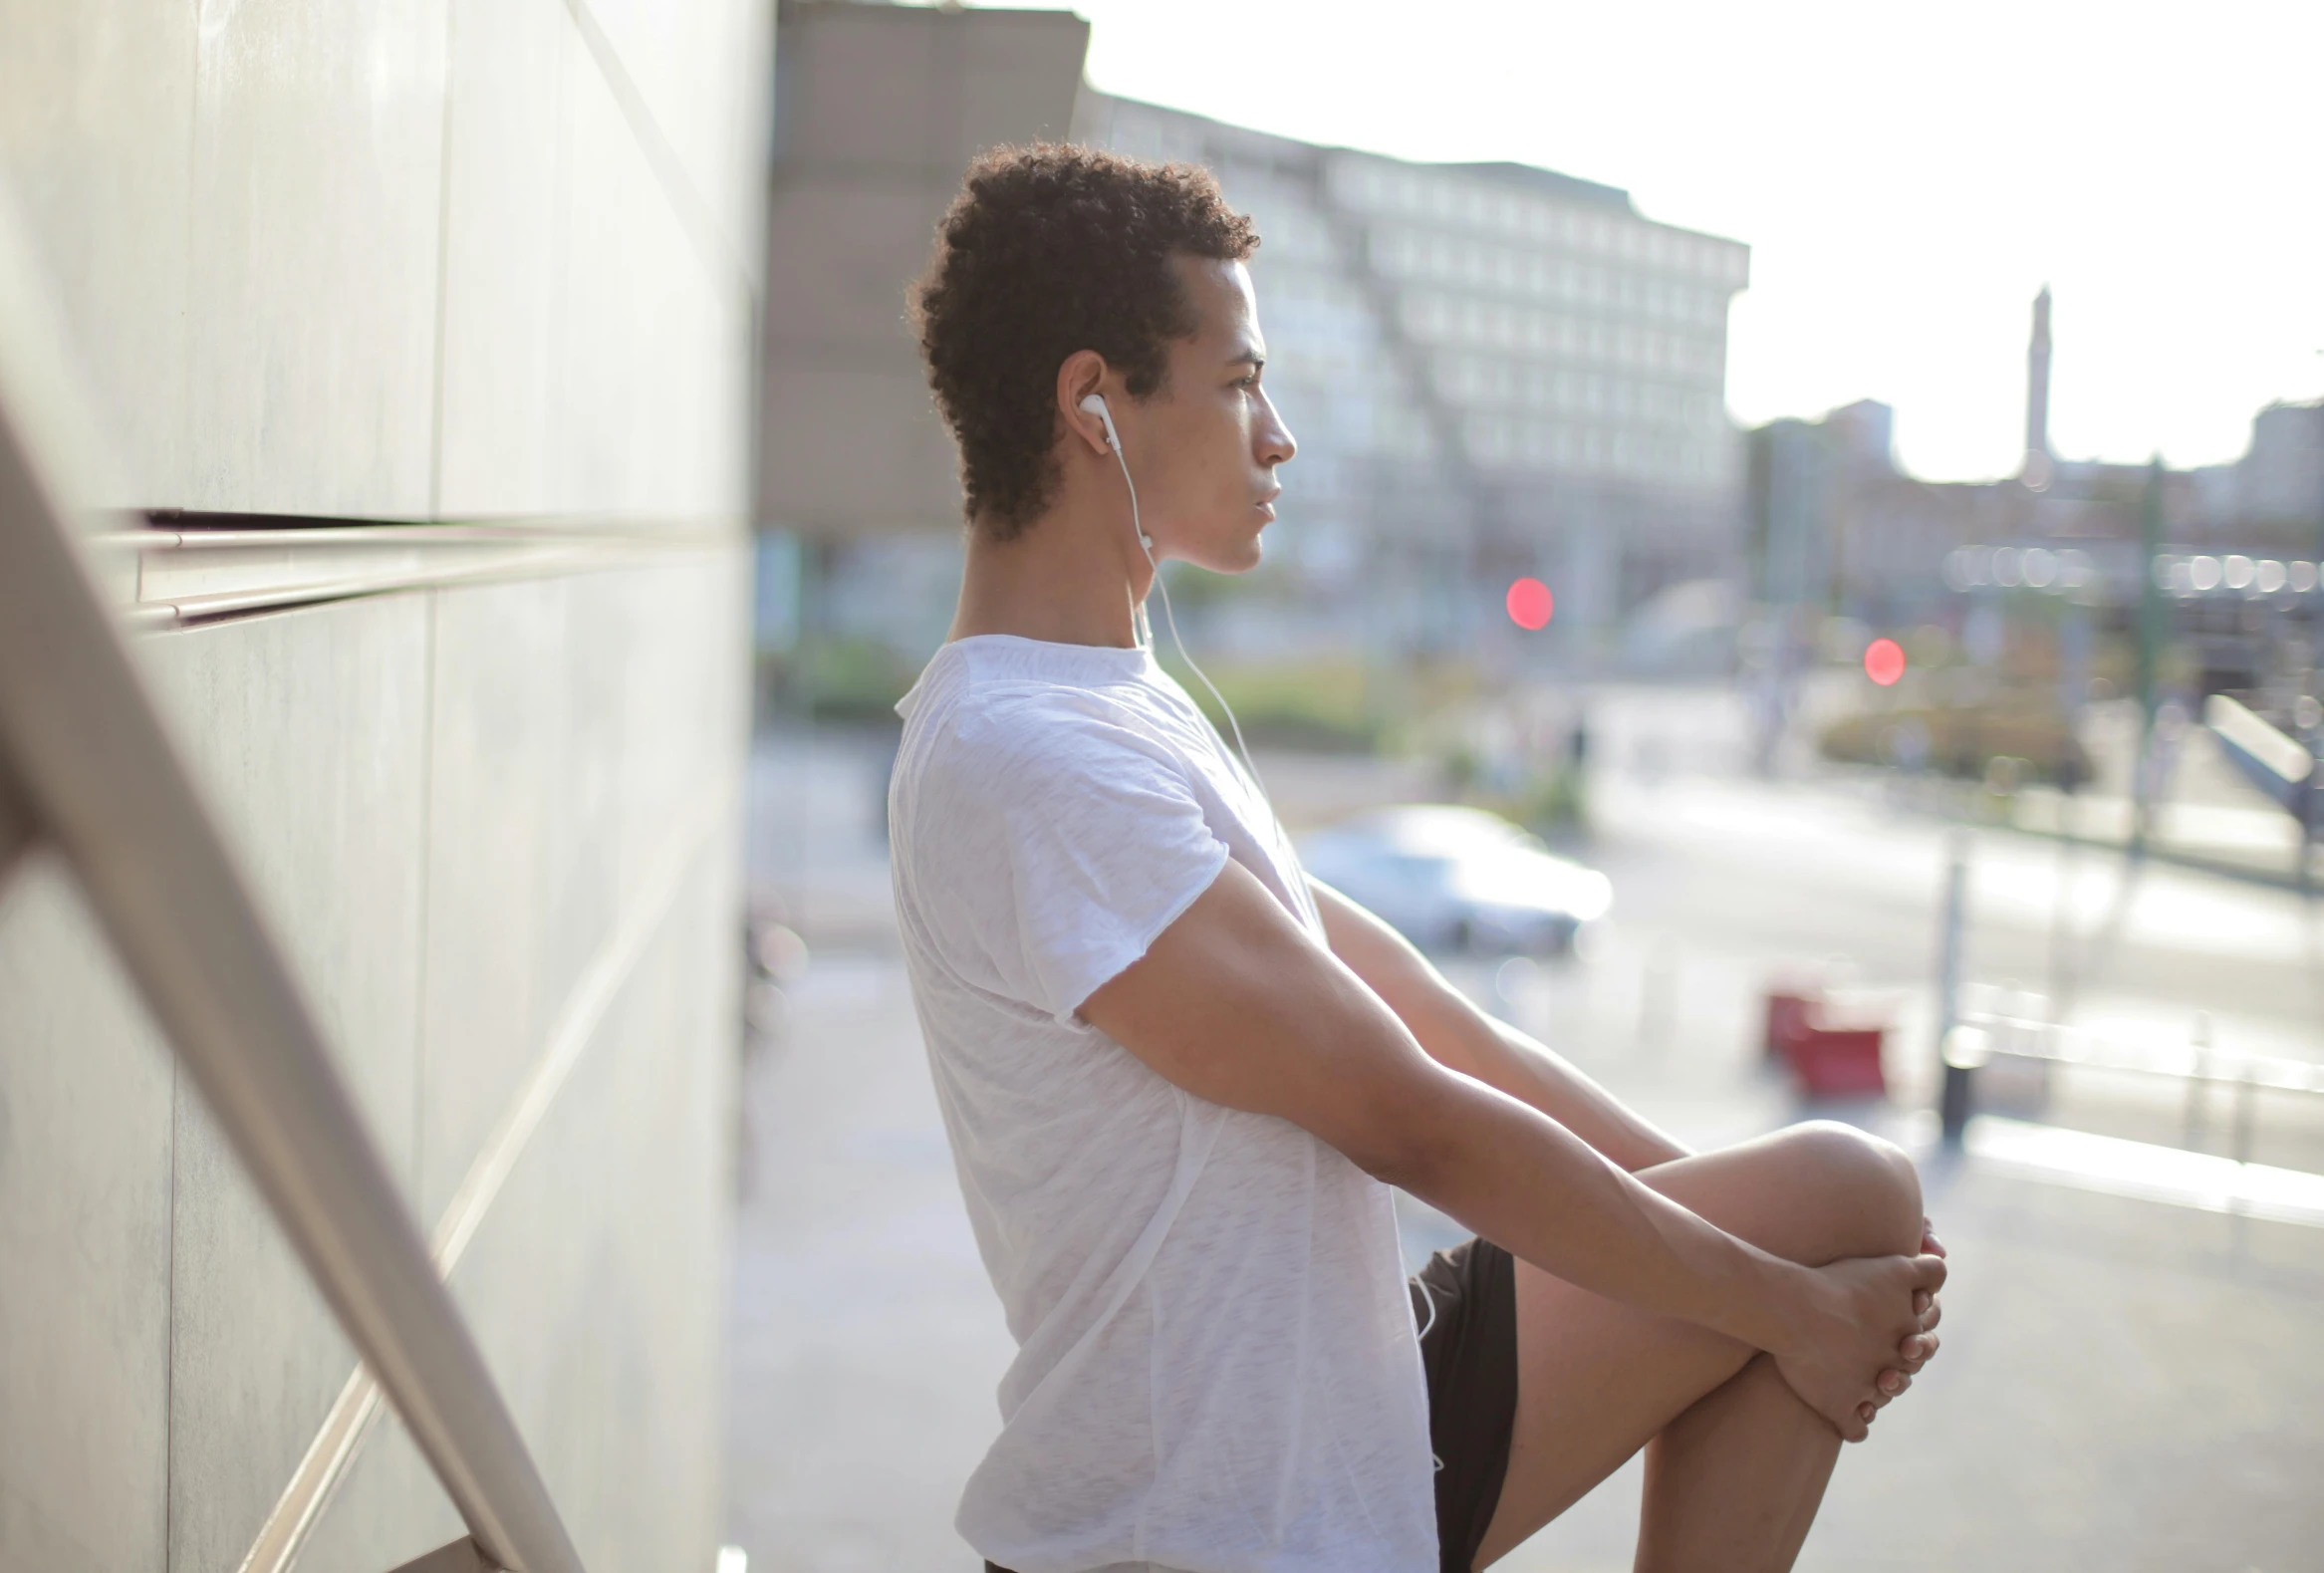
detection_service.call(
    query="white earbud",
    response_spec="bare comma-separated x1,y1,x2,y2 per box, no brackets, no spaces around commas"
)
1079,393,1149,548
1078,393,1122,453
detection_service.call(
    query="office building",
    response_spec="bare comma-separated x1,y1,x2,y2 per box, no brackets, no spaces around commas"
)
1748,289,2324,661
1078,94,1752,647
753,13,1755,671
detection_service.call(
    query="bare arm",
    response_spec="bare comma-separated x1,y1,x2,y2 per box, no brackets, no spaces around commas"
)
1080,861,1941,1441
1308,876,1685,1172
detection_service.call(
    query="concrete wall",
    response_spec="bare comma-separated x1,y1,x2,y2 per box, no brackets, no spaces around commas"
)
0,1,766,1569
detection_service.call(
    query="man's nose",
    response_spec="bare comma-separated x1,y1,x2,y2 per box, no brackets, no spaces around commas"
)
1257,393,1296,464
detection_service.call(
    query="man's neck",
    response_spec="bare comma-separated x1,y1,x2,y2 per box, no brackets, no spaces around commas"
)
949,482,1151,649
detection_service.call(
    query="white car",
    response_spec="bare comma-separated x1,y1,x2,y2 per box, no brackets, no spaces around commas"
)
1297,805,1612,956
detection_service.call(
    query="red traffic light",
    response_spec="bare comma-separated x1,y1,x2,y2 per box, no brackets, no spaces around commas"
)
1864,637,1907,686
1506,577,1553,631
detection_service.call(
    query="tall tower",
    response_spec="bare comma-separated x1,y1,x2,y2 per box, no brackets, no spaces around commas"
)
2024,285,2053,477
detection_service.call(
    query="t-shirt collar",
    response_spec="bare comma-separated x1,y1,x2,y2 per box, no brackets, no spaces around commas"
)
898,634,1156,719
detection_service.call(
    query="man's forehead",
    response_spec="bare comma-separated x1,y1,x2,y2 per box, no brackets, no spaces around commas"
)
1172,254,1261,355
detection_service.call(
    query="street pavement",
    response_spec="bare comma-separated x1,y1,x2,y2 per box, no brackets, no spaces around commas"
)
723,695,2324,1572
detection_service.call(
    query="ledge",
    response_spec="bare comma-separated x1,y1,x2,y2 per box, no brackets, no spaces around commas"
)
87,520,736,629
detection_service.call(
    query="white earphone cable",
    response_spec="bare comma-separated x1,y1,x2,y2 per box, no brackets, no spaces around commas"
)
1107,439,1273,810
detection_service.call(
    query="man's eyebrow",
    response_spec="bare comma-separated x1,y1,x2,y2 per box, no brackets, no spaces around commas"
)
1226,348,1266,369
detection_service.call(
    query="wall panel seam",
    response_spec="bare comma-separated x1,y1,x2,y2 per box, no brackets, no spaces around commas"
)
412,593,437,1224
164,1054,179,1573
425,0,459,521
174,0,198,512
108,538,731,633
232,774,736,1573
558,0,754,301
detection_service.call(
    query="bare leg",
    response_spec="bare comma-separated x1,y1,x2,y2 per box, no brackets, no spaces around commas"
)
1472,1122,1925,1571
1635,1354,1837,1572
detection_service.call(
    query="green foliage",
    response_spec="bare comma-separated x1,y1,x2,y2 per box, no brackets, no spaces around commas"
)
1158,654,1389,753
755,636,919,725
1155,558,1285,611
1464,765,1590,838
1820,698,2091,787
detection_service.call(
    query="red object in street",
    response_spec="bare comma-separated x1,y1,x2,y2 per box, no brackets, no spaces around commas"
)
1505,577,1553,630
1764,985,1889,1098
1763,990,1816,1060
1864,637,1907,686
1785,1024,1888,1098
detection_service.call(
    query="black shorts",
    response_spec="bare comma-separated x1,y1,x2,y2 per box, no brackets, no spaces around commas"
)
987,1235,1518,1573
1411,1234,1520,1573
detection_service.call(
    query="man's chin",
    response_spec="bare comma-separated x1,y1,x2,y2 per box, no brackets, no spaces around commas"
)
1182,541,1264,576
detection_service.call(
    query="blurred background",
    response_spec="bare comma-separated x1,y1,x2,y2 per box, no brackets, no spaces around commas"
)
3,2,2321,1572
742,5,2324,1572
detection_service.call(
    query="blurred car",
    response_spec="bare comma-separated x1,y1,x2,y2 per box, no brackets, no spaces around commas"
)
1297,805,1613,956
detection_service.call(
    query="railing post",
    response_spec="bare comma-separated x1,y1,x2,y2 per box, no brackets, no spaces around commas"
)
2229,1059,2258,1254
2231,1065,2257,1170
2184,1011,2213,1152
1936,829,1974,1145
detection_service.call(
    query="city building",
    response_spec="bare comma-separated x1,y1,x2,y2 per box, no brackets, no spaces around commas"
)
753,9,1754,678
1744,287,2321,712
2193,399,2324,553
1076,94,1752,651
755,2,1092,693
759,2,1092,543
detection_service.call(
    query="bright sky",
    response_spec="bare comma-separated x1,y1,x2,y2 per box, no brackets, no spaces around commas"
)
976,0,2324,481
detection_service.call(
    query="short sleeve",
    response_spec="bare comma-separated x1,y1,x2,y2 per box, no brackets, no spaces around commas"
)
906,693,1231,1023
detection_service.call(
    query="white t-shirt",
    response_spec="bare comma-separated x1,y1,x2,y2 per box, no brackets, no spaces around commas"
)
890,635,1435,1573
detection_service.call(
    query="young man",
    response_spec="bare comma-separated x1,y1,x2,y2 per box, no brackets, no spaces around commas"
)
890,146,1945,1573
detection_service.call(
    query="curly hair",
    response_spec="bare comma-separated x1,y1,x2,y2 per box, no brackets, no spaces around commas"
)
911,143,1259,538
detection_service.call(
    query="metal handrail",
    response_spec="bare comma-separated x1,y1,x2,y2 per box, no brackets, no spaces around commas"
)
0,195,583,1573
1952,1010,2324,1099
117,540,634,629
1947,1004,2324,1179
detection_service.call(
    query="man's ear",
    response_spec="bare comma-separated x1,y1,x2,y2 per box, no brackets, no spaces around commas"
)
1056,349,1114,457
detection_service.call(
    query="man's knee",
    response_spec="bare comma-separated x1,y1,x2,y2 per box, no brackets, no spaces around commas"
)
1779,1120,1924,1259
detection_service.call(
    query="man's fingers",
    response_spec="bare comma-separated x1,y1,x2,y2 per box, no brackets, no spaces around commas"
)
1921,1218,1945,1258
1919,1297,1943,1333
1911,1252,1948,1295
